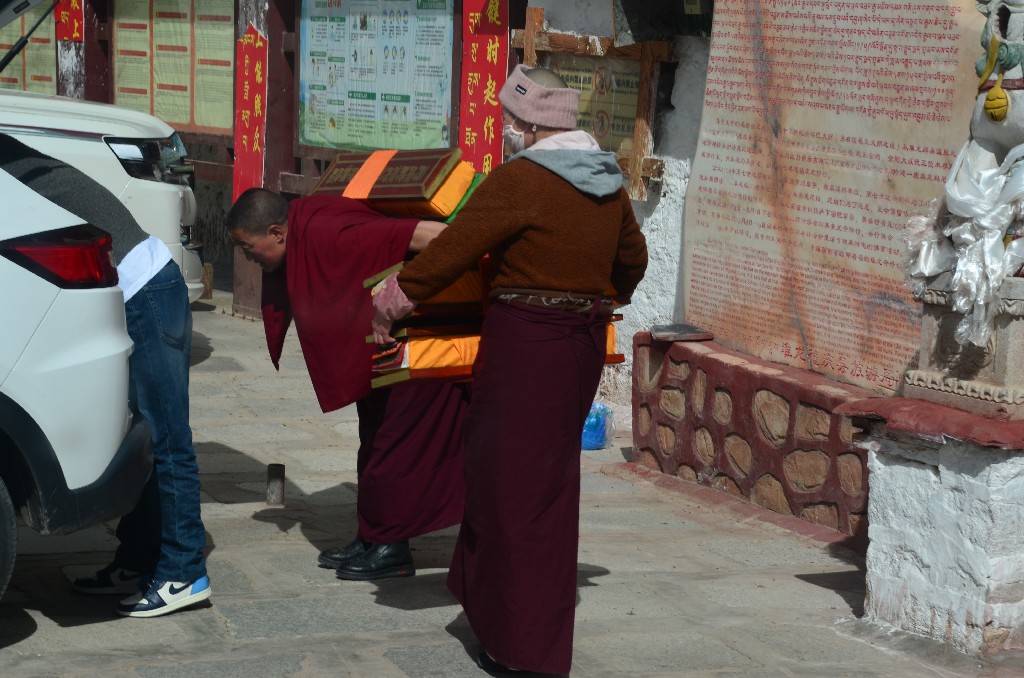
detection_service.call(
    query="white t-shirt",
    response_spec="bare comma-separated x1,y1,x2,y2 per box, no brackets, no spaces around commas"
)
117,236,173,302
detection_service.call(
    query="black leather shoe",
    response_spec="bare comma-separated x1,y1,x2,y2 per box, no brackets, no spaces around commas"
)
317,538,368,569
335,540,414,580
476,650,518,674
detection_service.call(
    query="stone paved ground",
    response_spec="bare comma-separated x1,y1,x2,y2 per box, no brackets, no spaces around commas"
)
1,290,1022,677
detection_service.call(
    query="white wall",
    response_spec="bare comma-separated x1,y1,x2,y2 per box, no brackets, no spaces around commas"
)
863,436,1024,655
601,37,709,411
529,0,616,36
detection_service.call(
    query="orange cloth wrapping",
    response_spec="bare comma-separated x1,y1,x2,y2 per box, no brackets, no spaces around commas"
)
371,320,623,388
369,161,477,219
371,334,481,388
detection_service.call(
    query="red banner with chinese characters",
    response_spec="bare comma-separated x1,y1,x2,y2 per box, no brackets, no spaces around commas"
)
232,23,269,202
55,0,85,42
458,0,508,174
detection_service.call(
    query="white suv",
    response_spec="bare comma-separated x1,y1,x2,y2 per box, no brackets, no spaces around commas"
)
0,169,152,600
0,91,205,302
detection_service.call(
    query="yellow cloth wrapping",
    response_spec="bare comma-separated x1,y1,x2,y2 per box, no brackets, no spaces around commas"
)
372,334,481,373
369,161,477,219
408,334,480,370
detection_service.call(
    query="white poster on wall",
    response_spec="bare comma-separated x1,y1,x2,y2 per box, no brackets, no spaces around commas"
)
299,0,454,150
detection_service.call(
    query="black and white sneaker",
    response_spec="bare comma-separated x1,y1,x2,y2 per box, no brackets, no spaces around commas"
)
72,563,145,595
116,576,212,618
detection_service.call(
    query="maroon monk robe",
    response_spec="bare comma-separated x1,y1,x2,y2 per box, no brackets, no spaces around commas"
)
262,195,419,411
446,301,607,675
357,380,468,541
261,194,467,543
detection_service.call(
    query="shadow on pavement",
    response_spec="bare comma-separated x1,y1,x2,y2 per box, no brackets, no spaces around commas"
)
190,329,213,366
0,607,36,649
795,569,866,617
195,440,363,555
370,571,456,611
0,561,121,637
438,565,611,673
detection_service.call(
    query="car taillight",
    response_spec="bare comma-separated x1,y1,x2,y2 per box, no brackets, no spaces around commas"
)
0,224,119,288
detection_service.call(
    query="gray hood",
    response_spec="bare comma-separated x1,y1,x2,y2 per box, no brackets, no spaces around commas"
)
509,131,623,197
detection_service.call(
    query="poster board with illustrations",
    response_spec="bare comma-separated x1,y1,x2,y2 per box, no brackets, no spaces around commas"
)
297,0,455,151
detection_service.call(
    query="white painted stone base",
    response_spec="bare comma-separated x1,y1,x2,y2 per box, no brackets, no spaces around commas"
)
863,436,1024,656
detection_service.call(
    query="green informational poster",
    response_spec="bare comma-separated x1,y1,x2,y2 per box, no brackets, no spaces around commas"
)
299,0,454,151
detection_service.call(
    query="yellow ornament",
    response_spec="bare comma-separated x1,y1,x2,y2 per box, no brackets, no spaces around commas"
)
986,74,1010,122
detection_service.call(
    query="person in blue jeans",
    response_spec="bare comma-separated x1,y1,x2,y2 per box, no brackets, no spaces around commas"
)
0,134,210,618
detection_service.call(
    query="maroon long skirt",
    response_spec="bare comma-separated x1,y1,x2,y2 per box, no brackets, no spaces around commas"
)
447,300,607,675
355,379,470,543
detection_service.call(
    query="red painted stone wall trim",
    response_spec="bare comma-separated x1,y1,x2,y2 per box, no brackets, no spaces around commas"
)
836,397,1024,450
632,332,873,536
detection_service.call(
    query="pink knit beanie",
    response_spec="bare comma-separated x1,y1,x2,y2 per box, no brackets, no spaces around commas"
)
499,65,580,130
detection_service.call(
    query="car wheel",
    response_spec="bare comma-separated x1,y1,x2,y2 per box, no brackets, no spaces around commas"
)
0,478,16,600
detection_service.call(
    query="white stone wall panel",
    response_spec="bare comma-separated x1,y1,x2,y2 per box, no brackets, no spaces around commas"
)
865,438,1024,655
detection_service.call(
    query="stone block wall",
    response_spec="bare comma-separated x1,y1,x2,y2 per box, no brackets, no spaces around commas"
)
632,332,872,536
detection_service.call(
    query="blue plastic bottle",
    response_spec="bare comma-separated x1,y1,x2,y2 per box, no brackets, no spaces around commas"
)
581,402,610,450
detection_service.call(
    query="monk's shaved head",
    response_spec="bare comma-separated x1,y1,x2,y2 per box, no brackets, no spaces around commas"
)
227,187,289,235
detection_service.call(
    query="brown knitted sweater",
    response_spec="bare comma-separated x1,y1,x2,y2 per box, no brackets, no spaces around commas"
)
397,157,648,302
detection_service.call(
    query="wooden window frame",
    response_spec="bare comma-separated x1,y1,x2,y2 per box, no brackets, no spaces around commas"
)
511,6,670,200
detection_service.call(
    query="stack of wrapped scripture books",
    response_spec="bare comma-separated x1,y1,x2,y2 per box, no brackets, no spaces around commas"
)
364,260,487,389
309,147,479,219
326,147,623,387
365,261,625,389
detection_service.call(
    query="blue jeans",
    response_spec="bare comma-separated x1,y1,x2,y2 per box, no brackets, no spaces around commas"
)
114,261,207,582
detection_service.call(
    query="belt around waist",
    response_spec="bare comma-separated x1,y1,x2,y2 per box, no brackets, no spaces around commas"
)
494,291,614,316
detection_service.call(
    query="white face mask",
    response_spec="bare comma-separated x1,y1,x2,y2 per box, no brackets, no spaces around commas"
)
502,123,525,155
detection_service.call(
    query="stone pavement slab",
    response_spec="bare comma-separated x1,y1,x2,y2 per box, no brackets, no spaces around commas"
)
0,291,1021,677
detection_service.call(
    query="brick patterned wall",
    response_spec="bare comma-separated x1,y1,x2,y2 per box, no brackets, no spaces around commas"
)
632,333,872,536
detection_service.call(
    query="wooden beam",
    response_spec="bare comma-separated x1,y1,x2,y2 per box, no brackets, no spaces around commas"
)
510,30,671,62
279,171,318,196
523,6,543,66
512,29,613,57
627,41,659,201
617,156,664,180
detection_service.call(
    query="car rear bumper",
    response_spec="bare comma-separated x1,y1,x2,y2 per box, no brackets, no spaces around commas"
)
176,243,205,303
51,413,153,535
14,411,153,536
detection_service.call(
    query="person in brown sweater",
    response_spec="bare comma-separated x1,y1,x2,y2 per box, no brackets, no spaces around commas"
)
372,65,647,675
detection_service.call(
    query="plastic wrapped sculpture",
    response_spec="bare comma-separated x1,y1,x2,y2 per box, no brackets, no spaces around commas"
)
908,1,1024,346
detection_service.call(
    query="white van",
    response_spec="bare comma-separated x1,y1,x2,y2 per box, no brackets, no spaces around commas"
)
0,0,203,302
0,90,205,302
